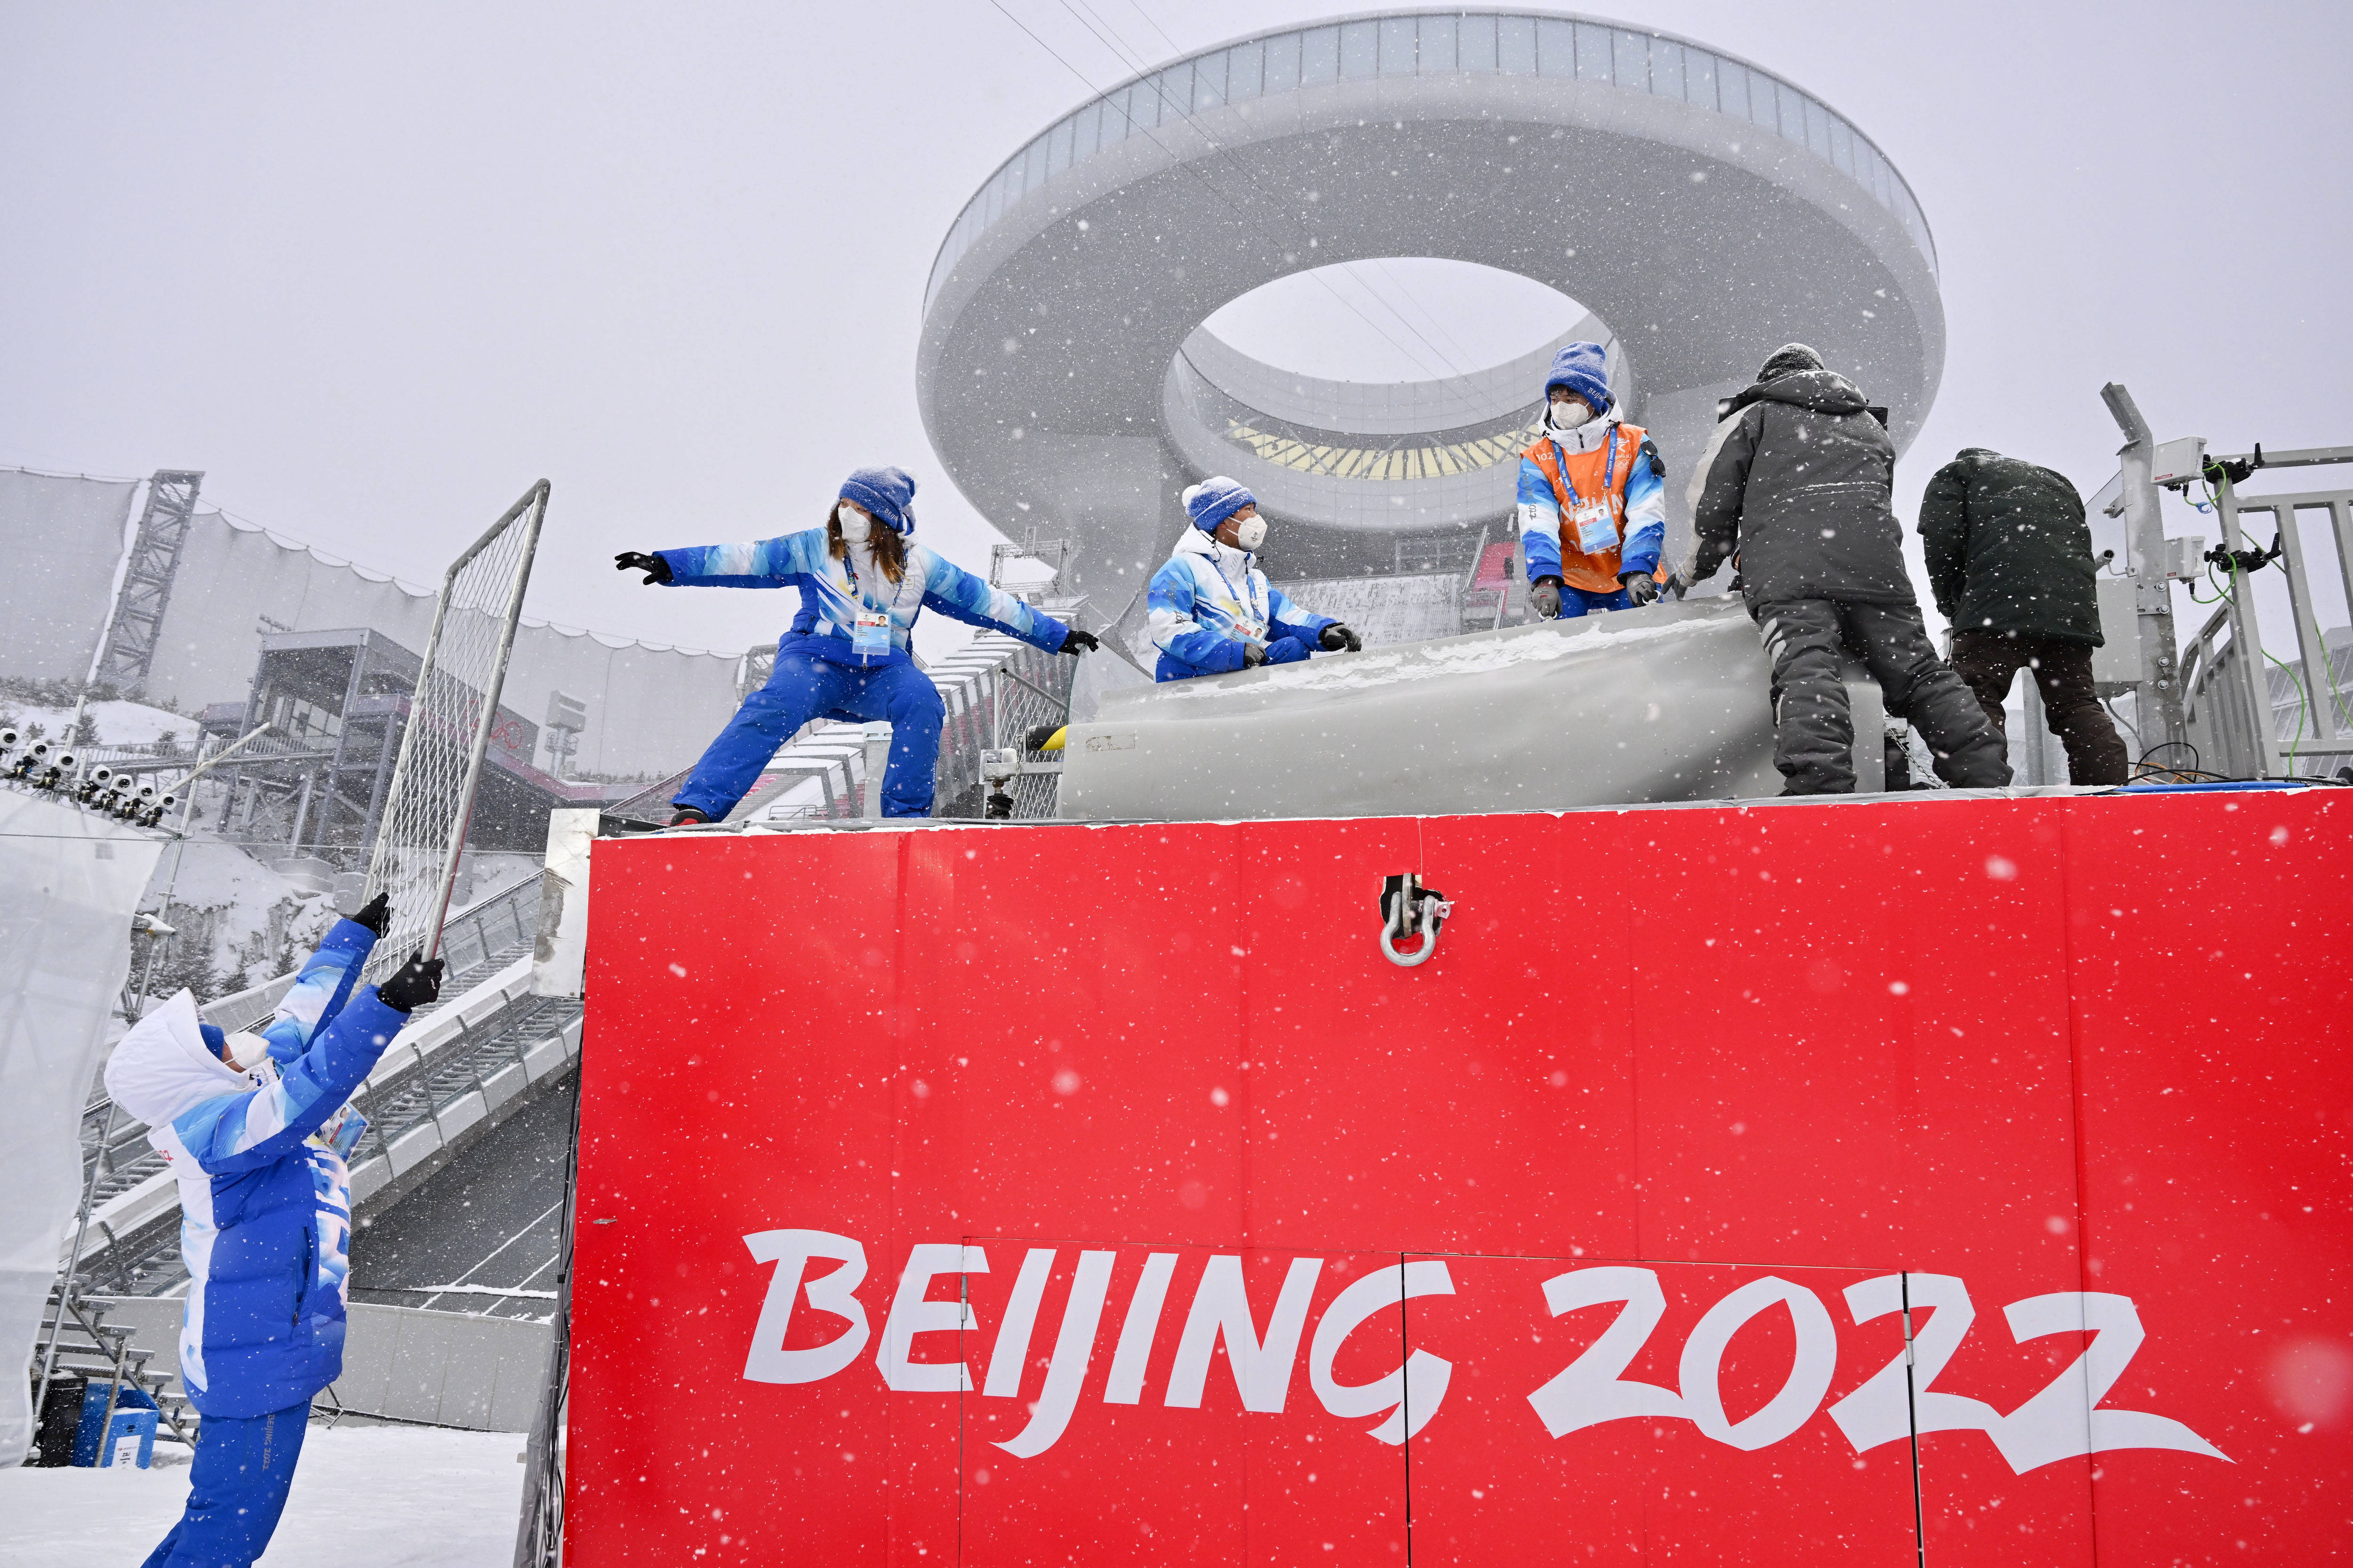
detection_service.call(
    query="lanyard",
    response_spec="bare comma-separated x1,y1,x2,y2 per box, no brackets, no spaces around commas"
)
1551,429,1620,508
1207,548,1263,625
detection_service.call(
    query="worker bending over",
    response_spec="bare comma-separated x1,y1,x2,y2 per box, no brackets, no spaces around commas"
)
1682,343,2008,795
1147,477,1358,681
616,466,1095,823
1920,447,2129,785
1515,341,1669,619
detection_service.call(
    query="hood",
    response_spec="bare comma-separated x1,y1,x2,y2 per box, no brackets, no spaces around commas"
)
1539,407,1623,457
1730,368,1871,418
104,989,255,1131
1174,525,1253,571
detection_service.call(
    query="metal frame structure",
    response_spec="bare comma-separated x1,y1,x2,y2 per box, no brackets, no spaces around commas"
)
2180,447,2353,779
363,481,550,981
92,470,204,693
2100,385,2187,752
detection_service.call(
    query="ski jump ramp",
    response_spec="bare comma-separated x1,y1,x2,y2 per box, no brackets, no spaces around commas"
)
1057,598,1885,820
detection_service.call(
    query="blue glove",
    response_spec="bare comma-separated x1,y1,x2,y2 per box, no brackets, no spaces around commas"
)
1264,637,1310,665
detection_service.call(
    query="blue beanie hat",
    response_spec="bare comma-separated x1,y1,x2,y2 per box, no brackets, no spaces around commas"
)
1543,342,1612,413
1184,476,1254,532
199,1023,227,1059
839,466,917,537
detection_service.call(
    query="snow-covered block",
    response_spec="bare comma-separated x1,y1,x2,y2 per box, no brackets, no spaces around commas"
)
480,1060,526,1112
434,1090,487,1144
365,1041,422,1089
376,1307,459,1425
522,1032,568,1083
326,1303,403,1416
386,1122,443,1179
347,1153,392,1205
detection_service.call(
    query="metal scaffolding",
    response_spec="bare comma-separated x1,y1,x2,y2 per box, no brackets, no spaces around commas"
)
93,470,204,693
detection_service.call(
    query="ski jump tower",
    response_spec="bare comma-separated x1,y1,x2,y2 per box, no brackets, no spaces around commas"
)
916,8,1942,587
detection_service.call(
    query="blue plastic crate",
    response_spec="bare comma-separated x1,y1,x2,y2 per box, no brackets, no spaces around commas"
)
72,1382,159,1469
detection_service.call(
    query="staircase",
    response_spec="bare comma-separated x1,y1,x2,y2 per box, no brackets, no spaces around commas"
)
31,1284,198,1453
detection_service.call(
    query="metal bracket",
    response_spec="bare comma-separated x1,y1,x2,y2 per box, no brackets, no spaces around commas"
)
1378,873,1452,969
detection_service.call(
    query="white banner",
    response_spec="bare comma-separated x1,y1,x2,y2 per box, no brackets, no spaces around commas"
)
0,790,163,1464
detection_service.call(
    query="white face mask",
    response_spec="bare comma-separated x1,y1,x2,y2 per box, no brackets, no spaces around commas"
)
1231,514,1267,552
837,506,872,543
1547,397,1595,433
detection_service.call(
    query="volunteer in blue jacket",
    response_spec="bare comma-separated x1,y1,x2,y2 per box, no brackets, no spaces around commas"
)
1146,477,1359,682
616,466,1096,824
1514,341,1670,618
103,893,444,1568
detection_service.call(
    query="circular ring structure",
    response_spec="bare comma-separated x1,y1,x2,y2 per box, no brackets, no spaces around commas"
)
918,8,1943,590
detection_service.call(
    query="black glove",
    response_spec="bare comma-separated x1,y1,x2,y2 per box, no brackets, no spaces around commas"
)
1059,627,1099,656
1318,624,1361,653
1242,641,1268,667
1620,572,1661,607
377,952,446,1014
614,551,673,585
347,891,391,936
1531,577,1564,619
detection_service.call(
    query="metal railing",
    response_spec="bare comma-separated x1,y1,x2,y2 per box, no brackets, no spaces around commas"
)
2181,450,2353,779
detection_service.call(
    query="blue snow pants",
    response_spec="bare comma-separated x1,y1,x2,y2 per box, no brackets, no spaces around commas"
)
142,1400,311,1568
674,651,946,820
1554,584,1633,617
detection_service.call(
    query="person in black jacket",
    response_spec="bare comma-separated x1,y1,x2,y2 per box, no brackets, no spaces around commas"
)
1920,449,2129,785
1681,344,2008,794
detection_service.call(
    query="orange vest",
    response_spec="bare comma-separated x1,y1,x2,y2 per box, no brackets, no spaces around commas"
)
1523,424,1662,595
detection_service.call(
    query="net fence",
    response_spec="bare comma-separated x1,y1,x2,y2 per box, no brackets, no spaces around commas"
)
361,482,548,985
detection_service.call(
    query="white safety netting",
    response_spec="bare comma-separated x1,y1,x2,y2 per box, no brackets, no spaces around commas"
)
362,485,546,985
0,792,164,1466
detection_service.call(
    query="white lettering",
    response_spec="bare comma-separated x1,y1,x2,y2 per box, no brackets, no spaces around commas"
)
877,1243,989,1392
741,1229,869,1385
1991,1292,2230,1472
1102,1253,1179,1404
1308,1260,1454,1444
983,1248,1057,1397
1829,1273,2000,1452
1165,1255,1322,1413
996,1251,1118,1458
1677,1276,1838,1451
1526,1267,1686,1439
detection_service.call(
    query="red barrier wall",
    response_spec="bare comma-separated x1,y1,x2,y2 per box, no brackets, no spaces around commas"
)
566,788,2353,1564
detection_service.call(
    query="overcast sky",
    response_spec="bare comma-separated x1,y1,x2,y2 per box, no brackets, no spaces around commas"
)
4,1,2347,659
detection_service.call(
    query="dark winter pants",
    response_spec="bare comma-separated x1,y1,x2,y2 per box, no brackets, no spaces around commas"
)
1949,630,2130,786
142,1400,310,1568
674,651,945,820
1750,599,2011,794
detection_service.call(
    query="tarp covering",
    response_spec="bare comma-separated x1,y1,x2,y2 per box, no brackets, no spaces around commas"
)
0,790,164,1465
0,470,137,683
1059,597,1792,820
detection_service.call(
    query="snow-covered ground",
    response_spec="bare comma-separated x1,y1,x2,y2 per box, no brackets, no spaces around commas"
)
0,696,200,752
0,1426,527,1567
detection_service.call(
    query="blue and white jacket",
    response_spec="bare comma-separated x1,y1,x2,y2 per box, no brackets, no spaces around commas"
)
102,919,402,1418
653,528,1071,669
1513,410,1668,585
1146,527,1336,682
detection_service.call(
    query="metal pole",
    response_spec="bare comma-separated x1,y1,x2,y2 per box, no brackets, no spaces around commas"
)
422,482,550,964
2259,500,2342,748
2100,384,2185,752
2212,473,2284,777
33,1107,112,1427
